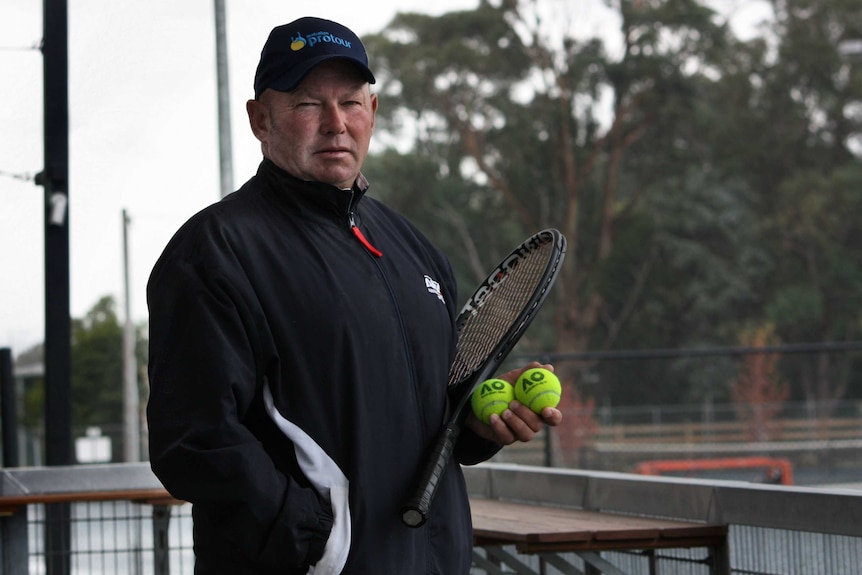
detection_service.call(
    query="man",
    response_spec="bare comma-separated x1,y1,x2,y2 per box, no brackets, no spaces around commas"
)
147,16,562,574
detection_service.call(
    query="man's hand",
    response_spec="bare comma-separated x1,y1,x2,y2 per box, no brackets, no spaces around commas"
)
464,362,563,445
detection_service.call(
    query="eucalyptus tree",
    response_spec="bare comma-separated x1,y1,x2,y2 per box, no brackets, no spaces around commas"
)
699,0,862,411
364,0,736,399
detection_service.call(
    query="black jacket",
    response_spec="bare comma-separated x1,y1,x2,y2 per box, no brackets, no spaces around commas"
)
147,159,500,574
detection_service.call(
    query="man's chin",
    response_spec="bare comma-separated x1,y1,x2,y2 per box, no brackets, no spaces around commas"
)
314,167,359,189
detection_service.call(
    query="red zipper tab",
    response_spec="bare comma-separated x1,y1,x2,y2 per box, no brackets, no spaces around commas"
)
351,222,383,258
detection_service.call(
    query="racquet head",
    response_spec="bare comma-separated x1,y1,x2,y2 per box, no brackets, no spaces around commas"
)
401,228,566,527
448,228,566,393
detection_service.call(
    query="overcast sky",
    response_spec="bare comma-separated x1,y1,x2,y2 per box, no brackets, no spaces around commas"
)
0,0,770,356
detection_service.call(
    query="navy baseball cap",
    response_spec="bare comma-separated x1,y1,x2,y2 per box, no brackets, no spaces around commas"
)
253,17,376,98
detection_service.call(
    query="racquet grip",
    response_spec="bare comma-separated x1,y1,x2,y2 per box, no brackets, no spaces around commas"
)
401,424,460,527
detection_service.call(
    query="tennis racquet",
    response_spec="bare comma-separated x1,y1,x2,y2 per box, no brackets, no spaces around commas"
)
401,228,566,527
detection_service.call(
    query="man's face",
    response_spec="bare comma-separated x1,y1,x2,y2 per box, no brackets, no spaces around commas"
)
247,60,378,189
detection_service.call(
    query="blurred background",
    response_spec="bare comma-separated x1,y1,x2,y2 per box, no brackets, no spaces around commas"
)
2,0,861,489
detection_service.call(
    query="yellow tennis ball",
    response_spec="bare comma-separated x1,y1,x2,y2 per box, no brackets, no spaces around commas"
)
515,368,561,413
471,379,514,424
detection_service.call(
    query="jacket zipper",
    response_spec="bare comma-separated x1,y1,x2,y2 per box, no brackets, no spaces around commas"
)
346,206,427,443
348,212,383,258
364,237,427,445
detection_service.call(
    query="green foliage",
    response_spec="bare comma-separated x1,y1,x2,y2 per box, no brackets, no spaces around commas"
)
19,296,149,433
71,296,124,426
767,285,824,334
763,165,862,343
362,0,862,405
21,374,44,429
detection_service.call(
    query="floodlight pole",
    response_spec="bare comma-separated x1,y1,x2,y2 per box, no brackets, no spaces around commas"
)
40,0,72,573
215,0,234,198
122,209,140,462
41,0,72,469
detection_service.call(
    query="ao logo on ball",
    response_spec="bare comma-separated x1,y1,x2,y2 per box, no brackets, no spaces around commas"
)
515,368,561,413
470,379,514,424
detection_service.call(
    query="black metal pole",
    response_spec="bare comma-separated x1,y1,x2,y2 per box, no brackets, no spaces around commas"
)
1,348,20,468
42,0,71,468
40,0,72,573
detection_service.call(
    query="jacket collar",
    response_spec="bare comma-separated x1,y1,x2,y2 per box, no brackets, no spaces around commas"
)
257,158,370,217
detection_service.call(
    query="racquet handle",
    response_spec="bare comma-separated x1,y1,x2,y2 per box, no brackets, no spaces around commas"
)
401,423,460,527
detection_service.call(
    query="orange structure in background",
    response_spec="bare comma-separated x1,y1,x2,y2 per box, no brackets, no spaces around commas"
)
634,456,794,486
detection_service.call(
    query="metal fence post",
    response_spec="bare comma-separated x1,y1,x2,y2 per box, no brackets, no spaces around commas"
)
153,504,172,575
1,348,20,468
0,506,29,575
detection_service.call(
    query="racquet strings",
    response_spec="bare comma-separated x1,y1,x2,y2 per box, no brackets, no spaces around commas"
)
447,240,555,387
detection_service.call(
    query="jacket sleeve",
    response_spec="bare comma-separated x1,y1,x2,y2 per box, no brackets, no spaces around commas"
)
453,427,503,465
146,222,331,569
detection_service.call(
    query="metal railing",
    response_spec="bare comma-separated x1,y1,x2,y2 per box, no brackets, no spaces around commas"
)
465,463,862,574
23,500,193,574
0,464,191,575
2,462,862,574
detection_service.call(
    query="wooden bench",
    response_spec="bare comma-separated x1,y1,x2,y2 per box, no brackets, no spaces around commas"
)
470,498,729,575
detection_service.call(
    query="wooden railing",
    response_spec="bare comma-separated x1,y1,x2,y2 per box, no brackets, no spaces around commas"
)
493,416,862,471
591,417,862,445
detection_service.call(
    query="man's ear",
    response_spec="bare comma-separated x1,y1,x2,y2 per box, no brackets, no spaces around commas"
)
246,99,268,142
370,92,378,130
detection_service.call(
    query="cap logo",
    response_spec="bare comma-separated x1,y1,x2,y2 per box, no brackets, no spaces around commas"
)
291,29,353,53
290,33,306,51
255,18,374,97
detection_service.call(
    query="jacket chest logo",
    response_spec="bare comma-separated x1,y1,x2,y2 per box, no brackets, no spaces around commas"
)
424,275,446,304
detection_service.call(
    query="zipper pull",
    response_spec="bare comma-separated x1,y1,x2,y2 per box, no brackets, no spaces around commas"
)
349,213,383,258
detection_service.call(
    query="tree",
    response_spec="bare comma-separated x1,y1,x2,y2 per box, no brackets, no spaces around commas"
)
730,324,788,441
71,296,124,427
706,0,862,410
366,0,733,382
363,0,862,415
556,387,598,467
18,295,149,462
